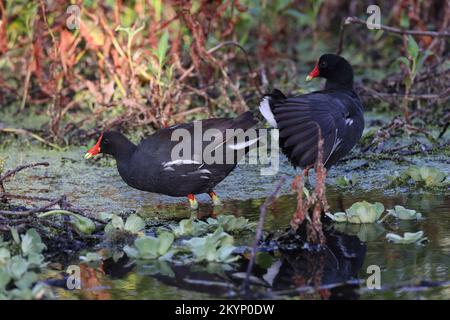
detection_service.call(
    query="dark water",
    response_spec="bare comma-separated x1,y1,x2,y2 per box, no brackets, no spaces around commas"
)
3,143,450,300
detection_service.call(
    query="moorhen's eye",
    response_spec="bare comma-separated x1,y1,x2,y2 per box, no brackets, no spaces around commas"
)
319,61,327,68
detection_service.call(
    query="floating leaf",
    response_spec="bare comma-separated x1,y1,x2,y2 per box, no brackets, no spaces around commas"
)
124,214,145,234
326,201,384,224
386,205,422,220
124,231,174,260
21,229,46,256
206,215,256,233
183,227,239,263
171,218,209,237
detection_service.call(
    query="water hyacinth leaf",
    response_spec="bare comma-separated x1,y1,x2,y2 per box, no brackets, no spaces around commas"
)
21,229,46,256
27,252,45,267
15,271,38,290
171,218,208,237
347,201,384,223
327,201,384,224
386,231,427,244
184,228,238,263
386,205,422,220
124,214,145,234
157,232,175,256
124,232,174,260
7,256,29,279
0,248,11,264
0,269,11,290
207,215,256,233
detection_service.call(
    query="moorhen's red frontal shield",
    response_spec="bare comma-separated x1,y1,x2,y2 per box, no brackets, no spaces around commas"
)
84,133,103,159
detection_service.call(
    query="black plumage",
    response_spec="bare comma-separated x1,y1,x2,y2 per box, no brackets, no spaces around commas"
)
259,54,364,169
84,111,258,207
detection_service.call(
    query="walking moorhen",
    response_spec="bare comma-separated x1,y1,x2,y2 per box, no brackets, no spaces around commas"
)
84,111,258,209
259,53,364,170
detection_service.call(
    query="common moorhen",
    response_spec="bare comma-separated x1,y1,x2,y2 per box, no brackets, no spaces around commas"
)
84,111,258,209
259,53,364,169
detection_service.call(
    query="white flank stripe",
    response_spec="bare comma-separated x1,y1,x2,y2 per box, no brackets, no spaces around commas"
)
163,167,175,171
163,159,200,167
345,118,353,126
259,97,277,128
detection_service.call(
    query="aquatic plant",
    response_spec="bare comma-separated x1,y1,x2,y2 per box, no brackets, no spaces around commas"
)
104,214,146,236
206,215,256,233
335,174,358,188
393,166,448,188
385,205,422,221
326,201,385,224
123,231,174,260
385,231,427,244
170,218,209,238
0,229,49,299
183,227,239,264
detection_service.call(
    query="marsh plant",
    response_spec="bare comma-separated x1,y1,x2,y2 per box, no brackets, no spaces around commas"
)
326,201,385,224
0,229,50,299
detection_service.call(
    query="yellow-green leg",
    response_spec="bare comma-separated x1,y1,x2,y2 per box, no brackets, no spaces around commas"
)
208,191,222,206
187,194,199,210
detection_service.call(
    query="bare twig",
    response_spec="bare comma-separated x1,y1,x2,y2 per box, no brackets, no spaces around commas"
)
0,196,63,217
0,162,49,183
344,17,450,37
241,176,286,294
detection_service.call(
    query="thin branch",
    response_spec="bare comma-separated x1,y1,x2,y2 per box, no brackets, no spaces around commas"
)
241,176,286,294
0,162,49,183
344,16,450,37
0,196,63,217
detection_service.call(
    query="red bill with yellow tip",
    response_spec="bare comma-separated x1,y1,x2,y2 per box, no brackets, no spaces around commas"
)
305,62,320,82
84,133,103,159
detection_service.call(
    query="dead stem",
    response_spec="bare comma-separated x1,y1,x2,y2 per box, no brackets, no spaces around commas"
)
241,175,286,295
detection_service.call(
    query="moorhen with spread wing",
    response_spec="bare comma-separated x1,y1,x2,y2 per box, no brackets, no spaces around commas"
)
259,53,364,170
84,111,258,209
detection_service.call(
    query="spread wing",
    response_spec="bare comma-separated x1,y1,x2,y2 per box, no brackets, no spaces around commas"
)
272,93,347,168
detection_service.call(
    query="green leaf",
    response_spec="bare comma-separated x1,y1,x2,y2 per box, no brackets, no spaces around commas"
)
157,30,169,68
386,205,422,220
10,227,20,244
157,232,175,256
21,229,46,256
0,248,11,264
7,256,29,279
124,214,145,234
407,35,419,61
